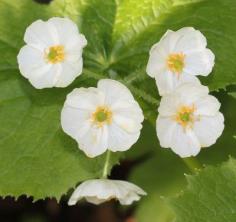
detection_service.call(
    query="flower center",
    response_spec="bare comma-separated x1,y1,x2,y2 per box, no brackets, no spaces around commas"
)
175,105,195,128
167,53,185,74
46,45,65,64
92,106,112,127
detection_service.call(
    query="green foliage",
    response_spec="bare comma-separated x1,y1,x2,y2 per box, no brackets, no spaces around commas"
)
169,158,236,222
0,0,236,202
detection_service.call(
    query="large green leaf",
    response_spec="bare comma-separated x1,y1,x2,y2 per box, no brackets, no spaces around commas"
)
169,158,236,222
1,0,236,200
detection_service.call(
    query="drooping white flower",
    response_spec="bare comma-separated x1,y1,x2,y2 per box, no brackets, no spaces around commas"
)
156,83,224,158
61,79,144,157
68,179,146,206
146,27,215,95
17,17,87,89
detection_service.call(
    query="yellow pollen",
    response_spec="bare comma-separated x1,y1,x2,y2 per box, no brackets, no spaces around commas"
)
167,53,185,74
174,105,196,129
91,106,112,127
46,45,65,64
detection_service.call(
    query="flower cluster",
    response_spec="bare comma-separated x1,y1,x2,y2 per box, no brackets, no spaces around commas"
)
17,17,224,206
147,27,224,157
17,17,145,206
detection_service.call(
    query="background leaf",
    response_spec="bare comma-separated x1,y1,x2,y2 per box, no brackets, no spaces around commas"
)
169,158,236,222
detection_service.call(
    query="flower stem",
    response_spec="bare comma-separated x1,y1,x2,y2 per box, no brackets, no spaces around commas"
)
102,150,111,178
182,157,202,173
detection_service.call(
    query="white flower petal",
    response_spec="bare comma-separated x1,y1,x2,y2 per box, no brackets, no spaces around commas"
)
61,106,91,142
24,19,57,48
146,47,167,78
195,95,221,116
154,70,175,96
55,59,83,87
17,45,64,89
97,79,134,105
64,87,105,110
174,83,209,105
156,116,178,148
106,101,143,152
158,91,183,116
28,64,61,89
17,45,46,77
193,113,224,147
184,49,215,76
170,127,201,157
111,100,144,122
61,87,109,157
174,27,207,53
79,125,109,158
112,112,143,133
158,29,179,52
48,17,87,49
155,70,200,96
146,30,180,79
68,179,146,206
107,122,140,152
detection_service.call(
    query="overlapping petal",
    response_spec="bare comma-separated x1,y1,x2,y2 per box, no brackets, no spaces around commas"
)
68,179,146,206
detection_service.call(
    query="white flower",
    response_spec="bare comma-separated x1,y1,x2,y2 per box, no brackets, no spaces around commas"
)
146,27,215,95
156,83,224,158
17,17,87,89
61,79,144,157
68,179,146,206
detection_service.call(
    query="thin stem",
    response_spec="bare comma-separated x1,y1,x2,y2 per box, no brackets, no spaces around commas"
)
102,150,111,178
182,157,202,173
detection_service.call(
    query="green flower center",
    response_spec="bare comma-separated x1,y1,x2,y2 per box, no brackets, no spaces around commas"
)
92,106,112,127
167,53,185,74
179,112,191,122
46,45,65,64
175,105,196,128
95,110,108,122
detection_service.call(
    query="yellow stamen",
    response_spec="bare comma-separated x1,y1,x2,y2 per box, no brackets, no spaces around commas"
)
174,105,196,129
45,45,65,64
91,106,112,127
167,53,185,74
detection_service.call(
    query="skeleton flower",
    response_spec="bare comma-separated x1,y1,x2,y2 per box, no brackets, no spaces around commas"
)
17,17,87,89
146,27,215,95
68,179,146,205
156,83,224,157
61,79,144,157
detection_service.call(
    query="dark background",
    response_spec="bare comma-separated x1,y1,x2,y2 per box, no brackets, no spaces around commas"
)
0,0,142,221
